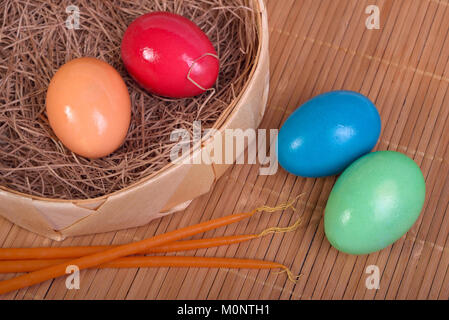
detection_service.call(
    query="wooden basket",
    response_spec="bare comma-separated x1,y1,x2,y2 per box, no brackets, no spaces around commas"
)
0,0,269,241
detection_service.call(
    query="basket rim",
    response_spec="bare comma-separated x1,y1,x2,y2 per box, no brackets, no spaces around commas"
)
0,0,267,205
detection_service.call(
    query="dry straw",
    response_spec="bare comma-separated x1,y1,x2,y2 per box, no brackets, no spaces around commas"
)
0,0,259,200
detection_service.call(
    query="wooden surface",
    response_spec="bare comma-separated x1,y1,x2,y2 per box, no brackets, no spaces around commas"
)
1,0,449,300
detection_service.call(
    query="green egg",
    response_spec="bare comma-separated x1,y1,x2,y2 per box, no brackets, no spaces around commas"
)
324,151,426,255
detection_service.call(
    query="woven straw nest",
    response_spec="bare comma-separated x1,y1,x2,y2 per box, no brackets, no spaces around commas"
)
0,0,259,200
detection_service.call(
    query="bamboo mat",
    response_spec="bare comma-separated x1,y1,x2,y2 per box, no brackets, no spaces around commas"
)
1,0,449,300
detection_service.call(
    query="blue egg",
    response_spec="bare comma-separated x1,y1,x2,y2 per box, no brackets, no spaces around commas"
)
277,91,381,177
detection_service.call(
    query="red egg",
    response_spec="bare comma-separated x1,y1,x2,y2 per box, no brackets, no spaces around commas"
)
121,12,219,98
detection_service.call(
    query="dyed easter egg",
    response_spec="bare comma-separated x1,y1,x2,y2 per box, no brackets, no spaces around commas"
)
324,151,426,255
277,91,381,177
46,57,131,159
121,12,219,98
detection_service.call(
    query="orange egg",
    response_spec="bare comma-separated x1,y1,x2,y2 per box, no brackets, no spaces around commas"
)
46,57,131,159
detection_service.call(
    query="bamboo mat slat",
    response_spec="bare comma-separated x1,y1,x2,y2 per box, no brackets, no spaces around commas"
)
1,0,449,300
